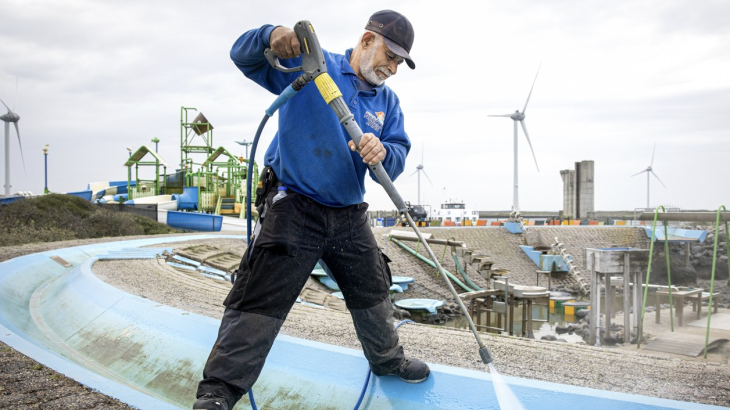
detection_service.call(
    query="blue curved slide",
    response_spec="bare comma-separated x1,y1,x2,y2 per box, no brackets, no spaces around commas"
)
0,236,726,410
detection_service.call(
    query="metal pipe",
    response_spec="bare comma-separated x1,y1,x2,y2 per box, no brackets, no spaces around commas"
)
638,206,674,347
4,122,9,196
388,234,466,248
452,254,483,291
390,237,474,292
595,270,601,347
300,49,494,363
493,275,510,336
400,212,492,363
637,212,730,222
513,120,519,212
704,206,728,358
43,149,48,194
623,253,631,344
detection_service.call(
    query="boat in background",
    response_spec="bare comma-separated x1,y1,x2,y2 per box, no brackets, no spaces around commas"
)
430,199,480,226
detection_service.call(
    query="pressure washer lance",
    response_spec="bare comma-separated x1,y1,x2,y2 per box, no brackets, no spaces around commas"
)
258,20,494,365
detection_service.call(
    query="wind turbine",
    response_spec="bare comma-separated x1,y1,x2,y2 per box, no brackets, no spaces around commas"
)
632,143,666,209
488,65,541,214
1,97,25,197
409,146,433,205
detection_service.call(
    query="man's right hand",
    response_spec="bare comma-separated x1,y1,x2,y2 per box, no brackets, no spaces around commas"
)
269,26,301,60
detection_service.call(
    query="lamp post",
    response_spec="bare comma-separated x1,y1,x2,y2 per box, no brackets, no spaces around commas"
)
235,140,253,159
127,147,133,183
151,137,160,153
43,144,49,194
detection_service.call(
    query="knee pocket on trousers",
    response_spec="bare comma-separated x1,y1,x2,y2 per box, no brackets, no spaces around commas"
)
380,251,393,288
224,264,252,307
255,192,303,256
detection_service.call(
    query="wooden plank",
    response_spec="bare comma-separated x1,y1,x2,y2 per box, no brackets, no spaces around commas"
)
644,333,728,356
637,211,730,222
687,313,730,331
50,256,72,268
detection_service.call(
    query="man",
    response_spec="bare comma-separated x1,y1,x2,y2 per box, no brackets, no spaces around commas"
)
194,10,428,410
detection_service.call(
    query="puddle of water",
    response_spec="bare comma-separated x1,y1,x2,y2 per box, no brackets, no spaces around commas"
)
439,298,617,343
442,305,587,342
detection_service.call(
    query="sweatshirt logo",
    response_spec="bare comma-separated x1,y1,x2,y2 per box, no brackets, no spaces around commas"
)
364,111,384,133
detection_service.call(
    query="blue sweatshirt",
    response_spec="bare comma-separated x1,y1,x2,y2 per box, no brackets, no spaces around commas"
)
230,25,411,207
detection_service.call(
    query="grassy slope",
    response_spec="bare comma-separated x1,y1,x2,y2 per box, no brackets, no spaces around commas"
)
0,194,177,247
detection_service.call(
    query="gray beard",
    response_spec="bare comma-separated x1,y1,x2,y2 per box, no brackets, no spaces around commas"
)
360,41,386,86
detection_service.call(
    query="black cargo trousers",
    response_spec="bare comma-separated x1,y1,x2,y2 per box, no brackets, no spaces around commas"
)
195,187,405,406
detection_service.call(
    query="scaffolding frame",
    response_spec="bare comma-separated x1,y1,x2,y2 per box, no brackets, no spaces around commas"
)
637,207,730,358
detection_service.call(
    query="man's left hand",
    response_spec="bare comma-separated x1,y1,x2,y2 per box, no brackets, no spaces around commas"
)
348,133,386,165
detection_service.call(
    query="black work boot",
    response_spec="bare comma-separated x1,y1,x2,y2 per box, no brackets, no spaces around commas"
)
350,299,431,383
384,357,430,383
350,298,406,375
193,393,229,410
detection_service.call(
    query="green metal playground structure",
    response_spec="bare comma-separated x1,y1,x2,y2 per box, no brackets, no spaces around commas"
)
124,146,168,198
638,206,730,358
123,106,259,218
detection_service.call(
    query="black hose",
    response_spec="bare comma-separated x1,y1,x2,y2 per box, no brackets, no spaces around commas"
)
246,114,270,243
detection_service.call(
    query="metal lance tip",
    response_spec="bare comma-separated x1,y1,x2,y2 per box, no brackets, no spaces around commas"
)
479,345,494,364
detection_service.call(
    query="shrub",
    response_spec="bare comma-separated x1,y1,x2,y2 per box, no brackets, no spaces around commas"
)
130,213,179,235
0,194,177,246
34,194,95,219
87,209,145,237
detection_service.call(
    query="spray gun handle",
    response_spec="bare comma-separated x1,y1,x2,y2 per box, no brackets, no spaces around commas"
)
264,20,328,81
263,21,330,117
264,48,304,73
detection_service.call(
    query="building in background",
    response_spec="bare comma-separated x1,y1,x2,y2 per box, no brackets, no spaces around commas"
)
560,160,594,220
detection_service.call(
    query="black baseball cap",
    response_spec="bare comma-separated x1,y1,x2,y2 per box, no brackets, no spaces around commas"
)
365,10,415,69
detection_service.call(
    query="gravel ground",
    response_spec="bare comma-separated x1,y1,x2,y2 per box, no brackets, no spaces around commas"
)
2,233,730,409
0,342,135,410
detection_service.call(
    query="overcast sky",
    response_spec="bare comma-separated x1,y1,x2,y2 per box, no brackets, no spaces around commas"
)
1,0,728,212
